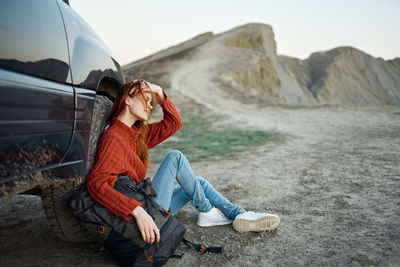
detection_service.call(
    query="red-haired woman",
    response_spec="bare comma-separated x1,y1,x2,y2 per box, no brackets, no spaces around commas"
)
86,79,280,245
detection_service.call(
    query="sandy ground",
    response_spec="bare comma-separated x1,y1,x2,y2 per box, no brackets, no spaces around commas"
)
0,103,399,266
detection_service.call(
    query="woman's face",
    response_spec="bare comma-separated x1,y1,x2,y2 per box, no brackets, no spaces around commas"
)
127,90,153,121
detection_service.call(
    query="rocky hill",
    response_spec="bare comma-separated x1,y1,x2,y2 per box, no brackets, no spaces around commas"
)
123,23,400,106
281,47,400,105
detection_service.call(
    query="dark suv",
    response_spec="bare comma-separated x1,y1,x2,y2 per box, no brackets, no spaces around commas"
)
0,0,123,241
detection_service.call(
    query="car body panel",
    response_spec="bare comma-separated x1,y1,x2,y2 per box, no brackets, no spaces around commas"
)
57,0,124,90
60,87,96,168
0,69,75,196
0,0,125,199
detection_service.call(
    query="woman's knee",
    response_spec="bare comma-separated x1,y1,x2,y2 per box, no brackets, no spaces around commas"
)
165,150,183,160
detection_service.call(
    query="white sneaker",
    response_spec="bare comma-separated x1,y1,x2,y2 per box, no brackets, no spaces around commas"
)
197,207,233,227
233,211,280,232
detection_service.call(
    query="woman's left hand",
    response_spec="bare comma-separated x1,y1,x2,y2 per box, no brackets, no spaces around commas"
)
145,81,163,95
146,81,165,104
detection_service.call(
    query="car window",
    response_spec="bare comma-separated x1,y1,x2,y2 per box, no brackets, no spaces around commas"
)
0,0,71,83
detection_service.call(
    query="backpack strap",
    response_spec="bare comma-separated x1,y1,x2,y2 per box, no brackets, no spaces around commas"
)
182,238,224,255
97,224,106,252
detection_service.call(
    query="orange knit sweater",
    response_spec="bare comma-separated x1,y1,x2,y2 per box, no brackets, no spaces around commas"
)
86,89,182,220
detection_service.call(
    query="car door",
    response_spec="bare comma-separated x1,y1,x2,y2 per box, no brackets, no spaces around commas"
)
0,0,74,186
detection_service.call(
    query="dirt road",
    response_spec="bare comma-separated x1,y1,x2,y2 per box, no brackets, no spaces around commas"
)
1,103,399,266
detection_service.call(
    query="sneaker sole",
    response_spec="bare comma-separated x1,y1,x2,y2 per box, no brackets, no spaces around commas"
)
197,220,233,227
233,216,280,232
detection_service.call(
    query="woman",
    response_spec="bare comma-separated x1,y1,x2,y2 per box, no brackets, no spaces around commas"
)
87,79,280,245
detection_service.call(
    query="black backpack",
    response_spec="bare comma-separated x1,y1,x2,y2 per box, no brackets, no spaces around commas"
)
64,175,223,267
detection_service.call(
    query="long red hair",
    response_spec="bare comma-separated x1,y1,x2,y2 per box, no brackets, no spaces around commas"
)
109,79,154,168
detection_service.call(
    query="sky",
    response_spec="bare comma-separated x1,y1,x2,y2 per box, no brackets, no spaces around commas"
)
70,0,400,66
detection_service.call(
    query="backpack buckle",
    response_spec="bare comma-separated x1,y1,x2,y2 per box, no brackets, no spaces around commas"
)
199,245,206,255
97,225,105,234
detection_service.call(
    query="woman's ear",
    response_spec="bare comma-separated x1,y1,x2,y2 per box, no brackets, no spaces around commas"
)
124,95,131,106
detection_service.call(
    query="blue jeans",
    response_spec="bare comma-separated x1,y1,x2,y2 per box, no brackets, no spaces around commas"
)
152,150,245,220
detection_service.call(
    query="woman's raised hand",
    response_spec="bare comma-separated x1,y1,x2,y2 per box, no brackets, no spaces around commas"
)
145,81,165,104
145,81,163,95
131,206,160,244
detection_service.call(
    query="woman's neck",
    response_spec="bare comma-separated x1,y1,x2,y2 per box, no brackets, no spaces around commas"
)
117,110,138,128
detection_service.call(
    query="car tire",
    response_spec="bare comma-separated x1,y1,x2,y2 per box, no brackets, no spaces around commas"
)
41,179,95,242
41,94,113,242
85,94,114,176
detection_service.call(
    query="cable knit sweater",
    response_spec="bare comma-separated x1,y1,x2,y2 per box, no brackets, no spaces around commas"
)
86,89,182,220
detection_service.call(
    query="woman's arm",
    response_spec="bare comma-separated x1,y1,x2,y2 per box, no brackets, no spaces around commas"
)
86,135,143,220
87,134,159,244
145,86,183,149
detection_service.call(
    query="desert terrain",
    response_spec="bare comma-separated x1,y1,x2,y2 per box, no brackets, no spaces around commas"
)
1,103,399,266
1,23,399,266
